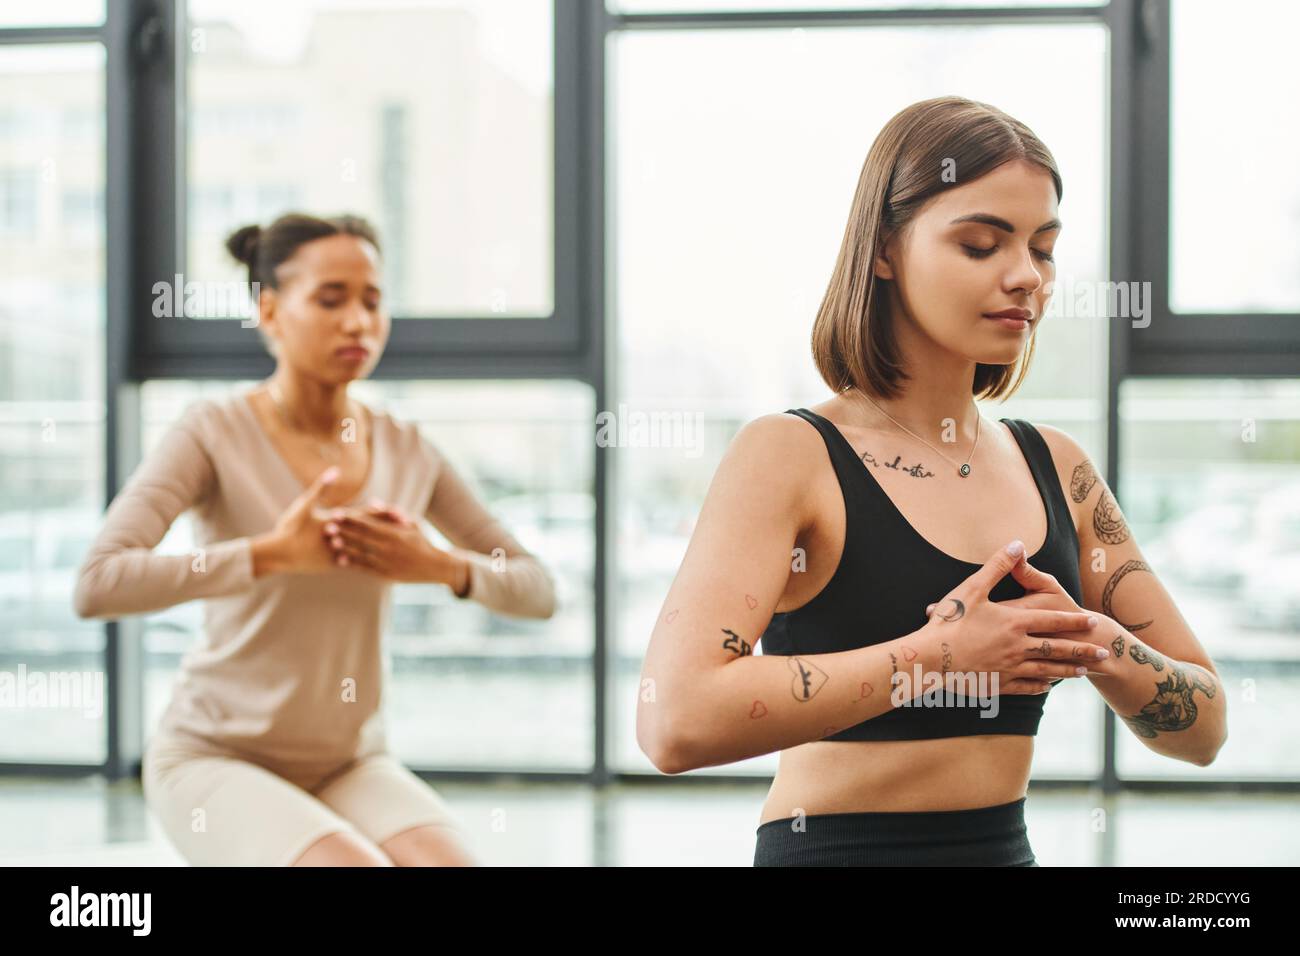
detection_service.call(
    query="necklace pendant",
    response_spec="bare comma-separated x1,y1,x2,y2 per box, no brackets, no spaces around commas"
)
959,463,971,477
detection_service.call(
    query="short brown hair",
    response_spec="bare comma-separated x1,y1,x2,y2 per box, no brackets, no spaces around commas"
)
811,96,1063,402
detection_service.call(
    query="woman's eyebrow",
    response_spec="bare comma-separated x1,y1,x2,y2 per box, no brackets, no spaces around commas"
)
948,213,1062,235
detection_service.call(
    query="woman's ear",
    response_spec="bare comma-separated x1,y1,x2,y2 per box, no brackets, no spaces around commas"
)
873,231,896,281
257,286,279,346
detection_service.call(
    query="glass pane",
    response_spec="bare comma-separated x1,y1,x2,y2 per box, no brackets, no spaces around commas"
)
142,379,594,771
1118,378,1300,780
610,0,1104,11
611,23,1109,776
1170,0,1300,313
0,1,104,27
185,0,553,318
0,44,105,764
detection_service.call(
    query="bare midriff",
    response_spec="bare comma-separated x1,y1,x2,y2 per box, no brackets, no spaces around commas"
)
758,733,1033,826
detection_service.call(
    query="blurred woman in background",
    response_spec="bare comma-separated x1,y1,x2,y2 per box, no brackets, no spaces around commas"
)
75,212,557,866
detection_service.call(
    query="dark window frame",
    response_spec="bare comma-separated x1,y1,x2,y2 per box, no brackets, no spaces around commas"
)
1,1,1295,807
1125,0,1300,375
128,0,586,382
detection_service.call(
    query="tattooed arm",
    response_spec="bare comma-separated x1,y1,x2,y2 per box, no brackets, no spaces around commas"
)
1038,425,1227,767
636,415,945,774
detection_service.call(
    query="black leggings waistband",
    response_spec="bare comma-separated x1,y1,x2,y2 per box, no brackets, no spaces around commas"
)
753,796,1037,866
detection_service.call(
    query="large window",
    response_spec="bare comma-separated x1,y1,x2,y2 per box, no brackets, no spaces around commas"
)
1169,1,1300,314
2,1,1295,796
0,43,105,763
0,2,104,28
608,20,1109,776
185,0,554,320
609,0,1106,10
1118,378,1300,780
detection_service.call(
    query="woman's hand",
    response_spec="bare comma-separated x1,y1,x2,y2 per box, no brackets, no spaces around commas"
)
251,465,341,576
322,498,469,590
919,541,1114,696
926,552,1078,617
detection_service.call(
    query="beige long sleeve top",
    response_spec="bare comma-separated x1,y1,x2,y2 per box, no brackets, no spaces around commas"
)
74,391,557,786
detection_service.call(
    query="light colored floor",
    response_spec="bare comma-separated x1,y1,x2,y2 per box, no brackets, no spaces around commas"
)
0,776,1294,866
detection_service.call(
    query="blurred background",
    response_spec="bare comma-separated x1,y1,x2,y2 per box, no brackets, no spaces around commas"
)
0,0,1297,865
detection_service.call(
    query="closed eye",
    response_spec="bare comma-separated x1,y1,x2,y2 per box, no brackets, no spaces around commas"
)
962,244,1055,263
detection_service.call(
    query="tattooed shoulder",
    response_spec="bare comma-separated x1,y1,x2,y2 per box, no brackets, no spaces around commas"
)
1070,460,1099,503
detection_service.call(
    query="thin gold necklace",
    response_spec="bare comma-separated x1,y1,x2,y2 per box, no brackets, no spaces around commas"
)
266,382,346,465
846,387,981,477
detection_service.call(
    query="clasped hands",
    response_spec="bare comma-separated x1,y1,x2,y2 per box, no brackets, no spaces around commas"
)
317,498,467,590
924,551,1121,681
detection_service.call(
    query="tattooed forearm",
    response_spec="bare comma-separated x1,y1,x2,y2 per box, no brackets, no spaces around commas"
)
1101,559,1154,632
1119,640,1219,739
1183,661,1219,698
721,628,752,658
788,657,829,702
1128,641,1166,671
1121,663,1217,738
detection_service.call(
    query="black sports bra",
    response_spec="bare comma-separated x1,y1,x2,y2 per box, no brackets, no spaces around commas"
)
759,408,1083,741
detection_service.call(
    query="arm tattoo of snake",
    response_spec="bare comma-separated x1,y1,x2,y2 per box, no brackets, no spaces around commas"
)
1101,559,1154,632
1072,459,1131,544
1120,641,1219,739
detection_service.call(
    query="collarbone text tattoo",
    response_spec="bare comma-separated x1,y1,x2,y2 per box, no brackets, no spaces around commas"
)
858,449,935,478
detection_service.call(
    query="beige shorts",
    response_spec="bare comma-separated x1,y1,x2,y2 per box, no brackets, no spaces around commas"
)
141,732,465,866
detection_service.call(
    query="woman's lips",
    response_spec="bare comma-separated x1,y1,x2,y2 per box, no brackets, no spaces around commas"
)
985,316,1030,331
983,309,1032,331
335,346,370,361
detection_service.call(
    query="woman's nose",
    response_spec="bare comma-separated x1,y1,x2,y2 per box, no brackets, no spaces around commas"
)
340,302,373,333
1007,254,1045,296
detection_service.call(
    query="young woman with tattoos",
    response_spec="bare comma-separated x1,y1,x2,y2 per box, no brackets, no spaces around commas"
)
636,96,1226,866
75,213,557,866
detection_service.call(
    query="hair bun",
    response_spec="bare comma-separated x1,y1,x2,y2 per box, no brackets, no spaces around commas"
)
225,224,262,266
